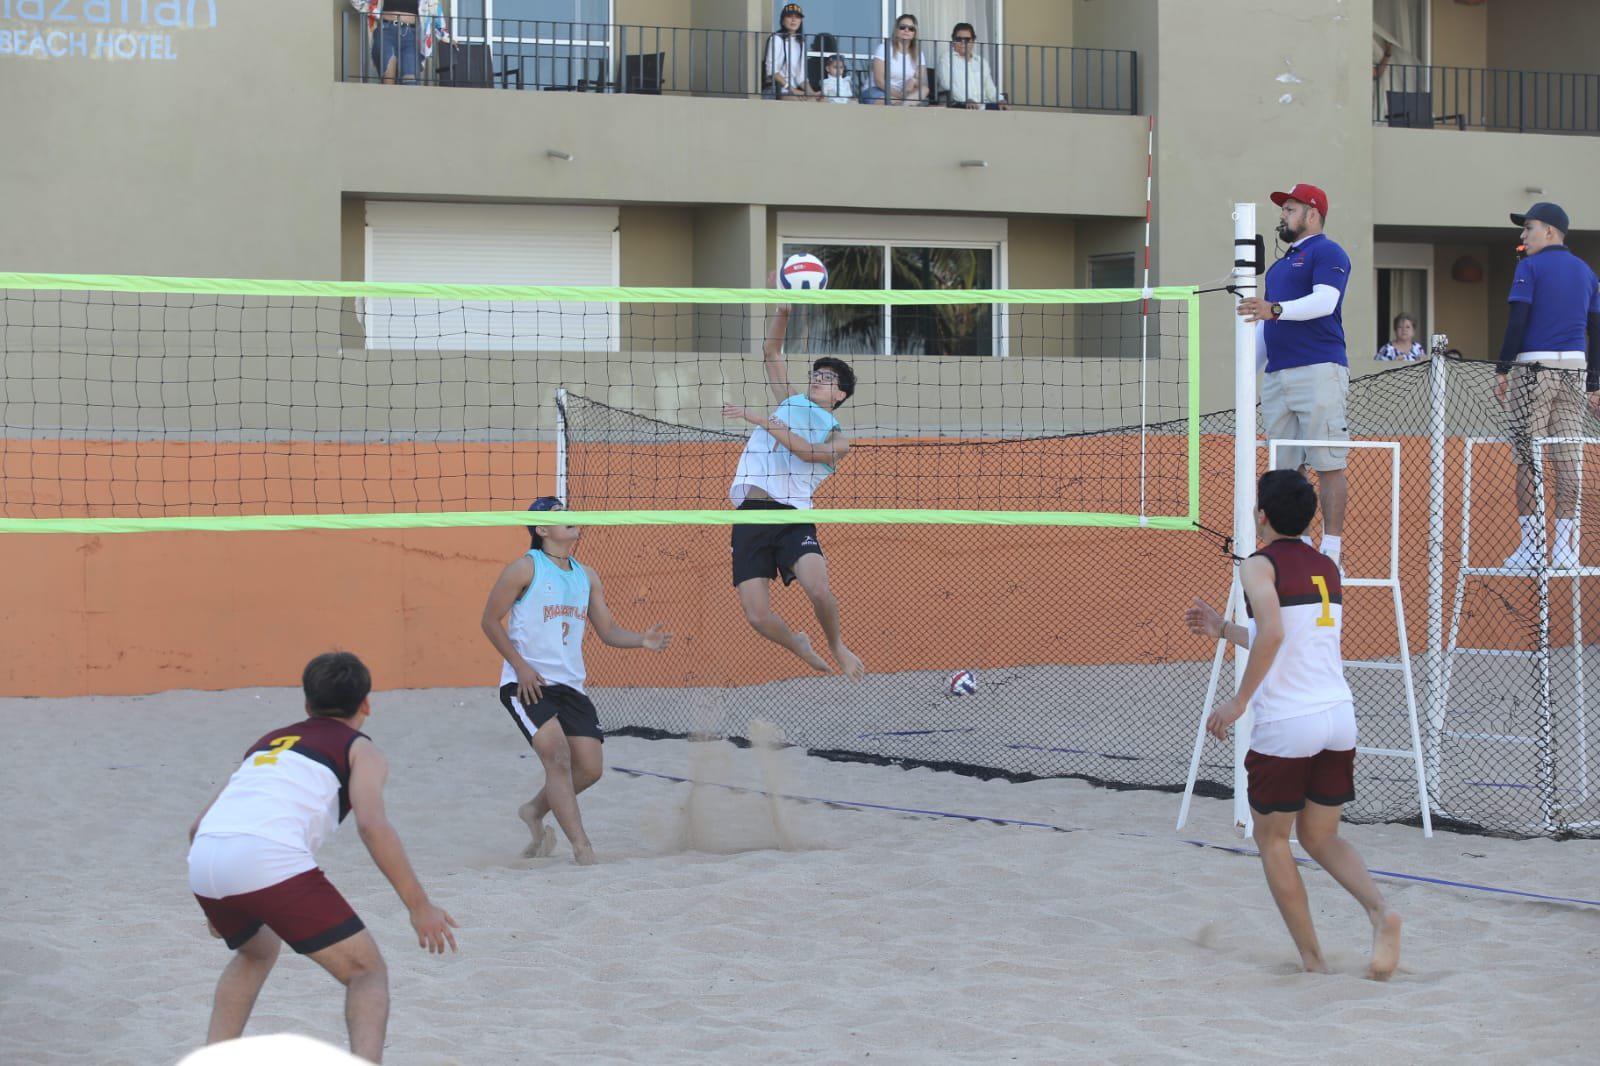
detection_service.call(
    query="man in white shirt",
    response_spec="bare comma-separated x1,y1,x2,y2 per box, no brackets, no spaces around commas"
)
937,23,1008,110
722,301,865,680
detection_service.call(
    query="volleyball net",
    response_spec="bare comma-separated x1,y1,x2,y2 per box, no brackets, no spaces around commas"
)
0,273,1198,532
4,274,1598,837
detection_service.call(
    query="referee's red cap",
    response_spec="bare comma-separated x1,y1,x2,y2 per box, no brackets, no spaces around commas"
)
1270,183,1329,217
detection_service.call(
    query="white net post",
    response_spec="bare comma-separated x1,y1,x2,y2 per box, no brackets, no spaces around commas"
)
1425,340,1448,796
555,387,569,503
1231,202,1259,832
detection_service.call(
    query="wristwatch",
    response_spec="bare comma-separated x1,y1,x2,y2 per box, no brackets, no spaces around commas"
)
1270,303,1283,320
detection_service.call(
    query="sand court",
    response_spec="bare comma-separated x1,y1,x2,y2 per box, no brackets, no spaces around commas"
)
2,686,1598,1064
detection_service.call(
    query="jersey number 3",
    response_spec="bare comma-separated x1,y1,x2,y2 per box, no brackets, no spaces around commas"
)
254,735,302,766
1310,576,1335,628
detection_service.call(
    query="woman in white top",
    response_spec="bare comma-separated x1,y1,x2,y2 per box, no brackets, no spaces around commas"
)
866,12,928,105
765,2,820,101
1374,312,1425,361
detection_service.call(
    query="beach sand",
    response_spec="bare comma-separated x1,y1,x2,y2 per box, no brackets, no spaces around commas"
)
2,686,1597,1064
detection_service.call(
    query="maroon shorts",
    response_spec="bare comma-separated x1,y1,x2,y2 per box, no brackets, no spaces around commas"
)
1244,747,1356,814
195,867,365,954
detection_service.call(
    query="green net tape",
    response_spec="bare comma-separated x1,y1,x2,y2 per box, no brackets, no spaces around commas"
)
0,274,1203,534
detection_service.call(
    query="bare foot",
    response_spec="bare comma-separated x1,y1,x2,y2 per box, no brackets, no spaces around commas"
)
518,802,557,858
1300,955,1330,975
791,632,831,673
832,643,865,681
1367,909,1402,981
573,845,597,866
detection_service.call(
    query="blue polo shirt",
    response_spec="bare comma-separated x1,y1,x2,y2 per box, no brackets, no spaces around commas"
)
1507,245,1600,352
1262,233,1351,372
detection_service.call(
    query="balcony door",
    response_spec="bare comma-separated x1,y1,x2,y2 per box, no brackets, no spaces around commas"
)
1374,243,1434,360
455,0,613,90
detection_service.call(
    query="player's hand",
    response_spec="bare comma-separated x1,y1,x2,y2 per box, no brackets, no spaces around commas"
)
1206,696,1247,742
514,662,546,708
723,403,761,426
1184,598,1224,640
410,902,459,954
1494,373,1510,407
1236,297,1275,323
641,623,672,651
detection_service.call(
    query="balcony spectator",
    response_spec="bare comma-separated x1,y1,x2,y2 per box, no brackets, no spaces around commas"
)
1374,313,1424,361
937,23,1008,110
820,55,856,104
765,3,821,101
864,13,928,106
350,0,448,86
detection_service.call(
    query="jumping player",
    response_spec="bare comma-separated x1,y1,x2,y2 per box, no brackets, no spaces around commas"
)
187,652,458,1063
481,497,671,865
1184,470,1402,980
722,297,865,680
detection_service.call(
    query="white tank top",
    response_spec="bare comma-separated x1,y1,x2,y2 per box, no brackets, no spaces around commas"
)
730,394,841,509
1244,540,1354,722
499,549,591,693
193,717,365,858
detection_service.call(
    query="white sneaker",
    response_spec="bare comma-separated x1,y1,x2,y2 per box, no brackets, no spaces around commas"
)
1552,543,1581,569
1502,544,1543,570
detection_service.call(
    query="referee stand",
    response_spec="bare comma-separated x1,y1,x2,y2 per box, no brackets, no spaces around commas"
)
1432,433,1597,834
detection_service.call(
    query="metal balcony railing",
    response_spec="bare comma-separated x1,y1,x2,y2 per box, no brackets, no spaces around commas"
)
339,14,1139,115
1375,63,1600,135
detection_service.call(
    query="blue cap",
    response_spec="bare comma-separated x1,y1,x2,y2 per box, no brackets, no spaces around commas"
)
527,496,564,513
1511,202,1569,233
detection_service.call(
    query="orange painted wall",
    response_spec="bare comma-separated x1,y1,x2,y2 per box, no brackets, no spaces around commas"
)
0,434,1535,697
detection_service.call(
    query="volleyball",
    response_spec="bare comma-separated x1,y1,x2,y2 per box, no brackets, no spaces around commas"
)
780,253,828,290
948,669,978,696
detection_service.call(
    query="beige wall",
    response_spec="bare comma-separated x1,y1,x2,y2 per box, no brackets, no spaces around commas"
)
1429,0,1487,69
1004,0,1073,47
1432,242,1492,361
1488,0,1600,75
1374,127,1600,229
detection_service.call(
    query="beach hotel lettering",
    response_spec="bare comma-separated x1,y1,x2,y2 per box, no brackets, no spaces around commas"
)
0,1,216,61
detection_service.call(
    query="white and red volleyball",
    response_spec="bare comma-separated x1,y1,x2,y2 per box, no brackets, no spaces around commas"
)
780,253,829,290
948,669,978,696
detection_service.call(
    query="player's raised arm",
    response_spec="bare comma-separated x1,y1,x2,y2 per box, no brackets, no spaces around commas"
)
762,299,797,406
348,739,458,954
585,568,671,651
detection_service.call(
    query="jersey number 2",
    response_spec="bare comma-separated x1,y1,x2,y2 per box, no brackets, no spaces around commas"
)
1310,576,1335,628
254,735,301,766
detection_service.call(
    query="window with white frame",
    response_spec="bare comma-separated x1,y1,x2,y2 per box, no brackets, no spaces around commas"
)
778,214,1006,357
362,202,618,351
454,0,612,90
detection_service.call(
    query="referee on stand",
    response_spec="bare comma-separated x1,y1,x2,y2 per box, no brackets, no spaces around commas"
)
1237,182,1353,570
1495,201,1600,570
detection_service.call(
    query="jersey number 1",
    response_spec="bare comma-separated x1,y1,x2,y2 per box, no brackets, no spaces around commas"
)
1310,576,1335,628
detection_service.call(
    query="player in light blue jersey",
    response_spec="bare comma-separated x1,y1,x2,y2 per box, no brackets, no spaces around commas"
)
481,498,671,864
723,298,865,680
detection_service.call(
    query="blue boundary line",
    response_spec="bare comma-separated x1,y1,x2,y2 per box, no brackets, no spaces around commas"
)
614,766,1600,910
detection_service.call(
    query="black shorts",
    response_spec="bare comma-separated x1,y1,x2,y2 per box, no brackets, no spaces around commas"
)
499,681,604,743
731,499,823,586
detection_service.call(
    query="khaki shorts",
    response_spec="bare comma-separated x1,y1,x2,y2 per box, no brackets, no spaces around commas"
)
1262,362,1350,472
1506,365,1587,465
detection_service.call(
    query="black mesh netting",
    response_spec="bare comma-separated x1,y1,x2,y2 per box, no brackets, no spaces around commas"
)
566,356,1600,839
